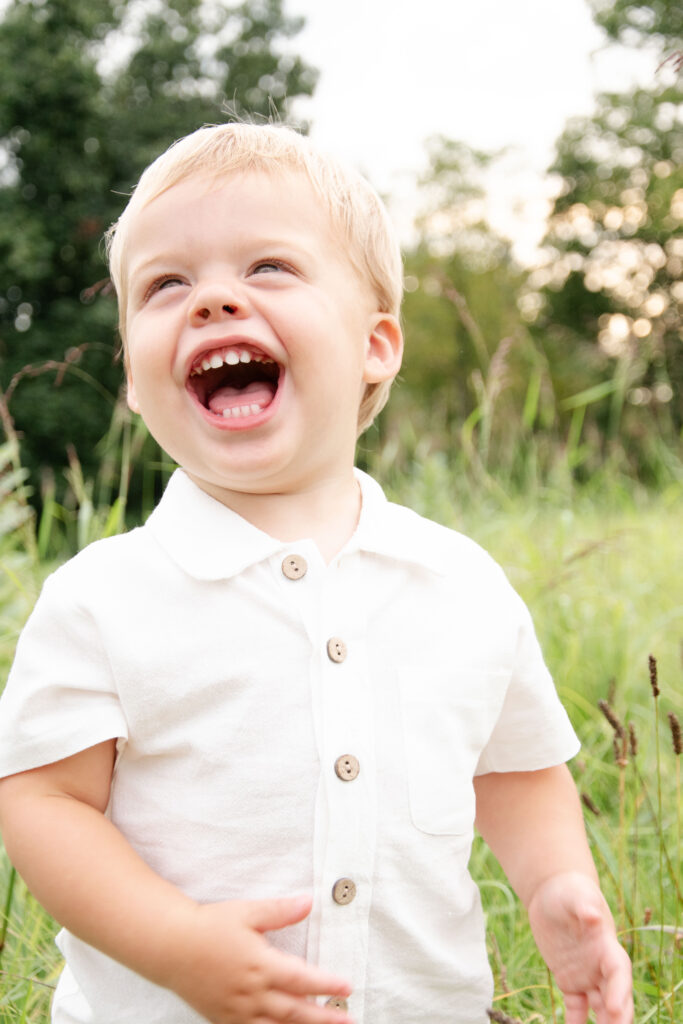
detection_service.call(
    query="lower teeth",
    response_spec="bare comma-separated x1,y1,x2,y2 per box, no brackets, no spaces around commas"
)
222,403,263,418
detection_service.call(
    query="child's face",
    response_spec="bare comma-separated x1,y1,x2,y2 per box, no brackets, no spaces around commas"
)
123,170,401,499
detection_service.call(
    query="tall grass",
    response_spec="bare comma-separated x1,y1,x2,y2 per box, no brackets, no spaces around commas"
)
0,388,681,1021
0,438,63,1023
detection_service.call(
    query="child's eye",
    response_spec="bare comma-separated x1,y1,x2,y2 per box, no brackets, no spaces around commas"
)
250,259,292,276
144,275,186,300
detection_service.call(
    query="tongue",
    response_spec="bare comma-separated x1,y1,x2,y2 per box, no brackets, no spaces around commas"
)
207,380,276,415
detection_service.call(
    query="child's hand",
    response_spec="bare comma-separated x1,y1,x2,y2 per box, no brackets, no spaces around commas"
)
163,893,354,1024
527,871,633,1024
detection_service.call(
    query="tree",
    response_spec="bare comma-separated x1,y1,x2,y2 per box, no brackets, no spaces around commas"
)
588,0,682,51
528,0,682,478
0,0,317,497
381,137,551,487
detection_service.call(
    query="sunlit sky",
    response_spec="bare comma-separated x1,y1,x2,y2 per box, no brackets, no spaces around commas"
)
285,0,661,262
0,0,662,264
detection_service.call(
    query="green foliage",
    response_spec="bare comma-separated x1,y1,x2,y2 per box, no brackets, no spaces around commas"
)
391,136,556,490
535,84,683,424
0,853,61,1023
588,0,682,48
0,437,40,679
386,112,683,495
524,0,683,480
388,3,683,493
0,0,317,498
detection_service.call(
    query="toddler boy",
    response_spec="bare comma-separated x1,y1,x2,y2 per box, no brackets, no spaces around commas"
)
0,123,632,1024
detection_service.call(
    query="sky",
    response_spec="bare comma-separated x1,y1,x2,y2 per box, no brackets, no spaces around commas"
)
284,0,660,262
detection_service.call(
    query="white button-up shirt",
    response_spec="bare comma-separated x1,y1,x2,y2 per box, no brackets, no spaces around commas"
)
0,470,579,1024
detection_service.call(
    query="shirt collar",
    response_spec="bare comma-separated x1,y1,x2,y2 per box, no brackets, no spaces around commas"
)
146,471,285,581
146,468,446,580
351,469,447,576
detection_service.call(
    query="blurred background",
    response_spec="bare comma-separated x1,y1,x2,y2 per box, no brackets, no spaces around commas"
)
0,0,681,539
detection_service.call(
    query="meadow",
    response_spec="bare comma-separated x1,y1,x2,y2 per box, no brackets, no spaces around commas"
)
0,429,681,1024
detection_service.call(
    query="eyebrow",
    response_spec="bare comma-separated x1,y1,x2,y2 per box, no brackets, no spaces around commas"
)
130,237,313,276
127,256,176,281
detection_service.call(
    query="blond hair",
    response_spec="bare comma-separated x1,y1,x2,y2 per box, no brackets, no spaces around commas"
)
106,122,403,433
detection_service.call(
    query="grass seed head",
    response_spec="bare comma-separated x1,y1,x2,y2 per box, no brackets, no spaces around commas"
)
599,699,625,738
486,1010,523,1024
648,654,659,697
628,721,638,757
668,712,682,756
581,792,601,816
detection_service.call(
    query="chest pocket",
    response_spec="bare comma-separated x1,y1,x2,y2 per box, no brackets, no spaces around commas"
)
399,668,504,835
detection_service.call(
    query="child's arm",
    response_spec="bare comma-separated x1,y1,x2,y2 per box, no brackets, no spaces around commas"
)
0,742,353,1024
474,764,633,1024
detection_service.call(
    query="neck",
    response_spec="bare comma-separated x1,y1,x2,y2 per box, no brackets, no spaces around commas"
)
188,470,362,563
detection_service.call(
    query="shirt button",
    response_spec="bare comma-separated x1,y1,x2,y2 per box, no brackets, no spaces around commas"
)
281,554,307,580
326,637,347,663
332,877,356,905
326,997,349,1011
334,754,360,781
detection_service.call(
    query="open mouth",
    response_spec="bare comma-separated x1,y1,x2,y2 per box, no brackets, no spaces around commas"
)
187,345,281,420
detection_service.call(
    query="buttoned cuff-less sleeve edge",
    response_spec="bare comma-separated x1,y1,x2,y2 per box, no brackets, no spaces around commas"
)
0,569,128,779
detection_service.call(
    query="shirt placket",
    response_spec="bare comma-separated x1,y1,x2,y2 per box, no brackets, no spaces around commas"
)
275,546,376,1022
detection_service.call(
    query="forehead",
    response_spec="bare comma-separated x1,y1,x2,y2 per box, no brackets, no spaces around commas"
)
126,170,338,266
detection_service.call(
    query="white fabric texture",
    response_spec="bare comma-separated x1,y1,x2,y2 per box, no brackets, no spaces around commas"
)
0,469,580,1024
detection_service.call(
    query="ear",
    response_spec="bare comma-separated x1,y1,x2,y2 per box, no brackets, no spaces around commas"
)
126,371,141,414
363,313,403,384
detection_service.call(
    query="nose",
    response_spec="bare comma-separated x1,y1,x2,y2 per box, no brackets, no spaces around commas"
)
188,281,246,325
192,302,237,322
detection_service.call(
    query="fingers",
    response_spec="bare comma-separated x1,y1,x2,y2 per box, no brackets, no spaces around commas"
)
242,897,353,997
563,992,589,1024
246,894,314,933
172,898,353,1024
255,991,353,1024
264,949,352,1000
600,944,634,1024
239,897,352,998
562,940,633,1024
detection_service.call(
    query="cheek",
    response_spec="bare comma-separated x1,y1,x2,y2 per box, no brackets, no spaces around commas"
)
127,316,172,373
126,345,172,417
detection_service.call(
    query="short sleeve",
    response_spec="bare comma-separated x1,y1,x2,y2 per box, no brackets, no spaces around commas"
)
0,569,128,778
475,591,580,775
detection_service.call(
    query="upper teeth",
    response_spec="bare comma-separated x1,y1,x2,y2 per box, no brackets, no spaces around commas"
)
191,347,273,376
